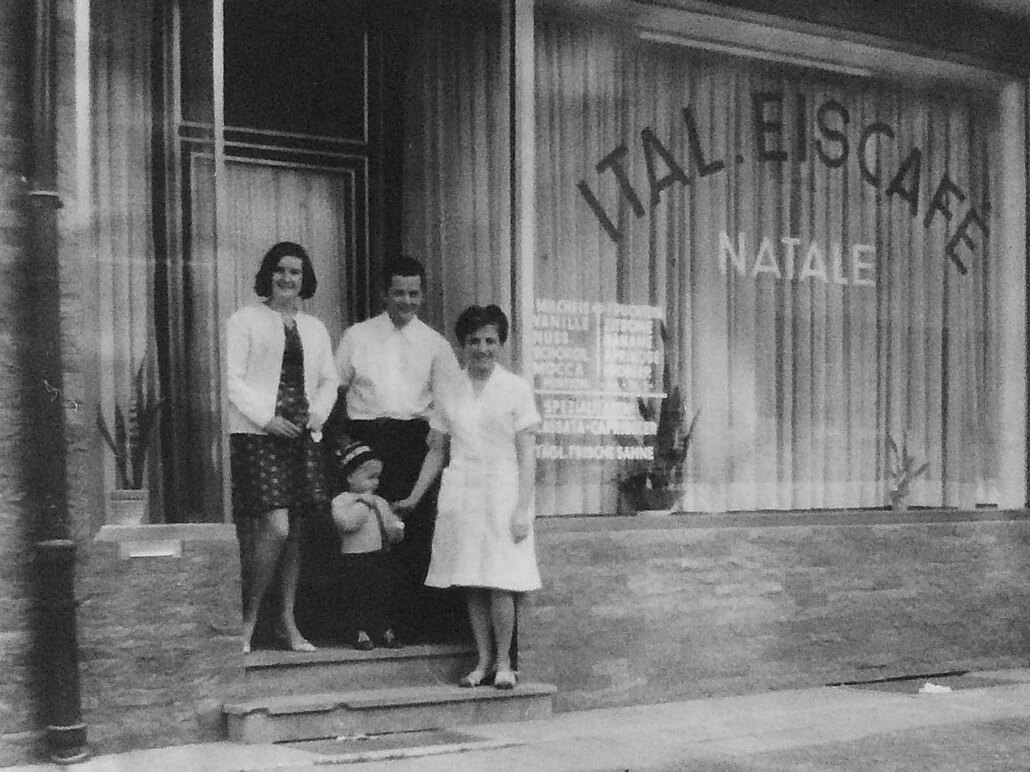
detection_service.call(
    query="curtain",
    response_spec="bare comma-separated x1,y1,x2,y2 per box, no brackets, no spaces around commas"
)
90,0,160,498
535,14,1001,513
402,6,511,346
534,22,630,515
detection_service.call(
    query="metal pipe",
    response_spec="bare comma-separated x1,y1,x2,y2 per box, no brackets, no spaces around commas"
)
35,542,88,764
28,0,89,762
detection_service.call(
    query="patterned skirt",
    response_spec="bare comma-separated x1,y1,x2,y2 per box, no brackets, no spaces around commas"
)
231,432,329,520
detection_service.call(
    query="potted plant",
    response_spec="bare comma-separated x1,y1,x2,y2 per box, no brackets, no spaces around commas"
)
886,433,929,511
617,385,700,515
96,359,165,525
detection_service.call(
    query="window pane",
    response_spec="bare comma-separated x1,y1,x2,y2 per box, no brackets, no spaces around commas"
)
534,9,1012,514
224,1,366,140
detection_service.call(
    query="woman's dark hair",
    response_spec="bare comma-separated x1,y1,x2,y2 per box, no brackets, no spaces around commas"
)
455,304,509,345
254,241,318,299
381,255,426,293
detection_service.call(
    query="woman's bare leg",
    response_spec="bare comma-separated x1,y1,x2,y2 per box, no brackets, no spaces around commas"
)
236,520,253,612
276,519,313,649
490,590,516,673
464,589,494,679
240,508,290,652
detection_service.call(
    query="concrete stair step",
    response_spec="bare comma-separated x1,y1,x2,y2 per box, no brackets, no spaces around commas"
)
239,644,476,696
224,681,557,744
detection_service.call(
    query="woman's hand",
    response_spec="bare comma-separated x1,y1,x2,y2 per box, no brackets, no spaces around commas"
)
391,497,419,520
510,512,531,543
391,430,447,522
264,415,302,438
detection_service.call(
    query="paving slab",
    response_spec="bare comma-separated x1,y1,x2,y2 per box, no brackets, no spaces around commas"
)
708,717,1030,772
0,742,313,772
4,668,1030,772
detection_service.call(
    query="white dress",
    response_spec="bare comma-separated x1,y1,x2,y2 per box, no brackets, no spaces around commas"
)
424,365,542,592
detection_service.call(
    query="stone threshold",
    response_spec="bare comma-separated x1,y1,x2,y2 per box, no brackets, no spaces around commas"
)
244,642,474,670
224,681,557,716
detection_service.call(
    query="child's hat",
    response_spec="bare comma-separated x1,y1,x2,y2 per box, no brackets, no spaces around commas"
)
335,440,378,479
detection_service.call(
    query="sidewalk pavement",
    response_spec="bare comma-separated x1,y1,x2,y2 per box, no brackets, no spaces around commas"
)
6,668,1030,772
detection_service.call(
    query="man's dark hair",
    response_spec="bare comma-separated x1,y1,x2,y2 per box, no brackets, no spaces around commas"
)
254,241,318,299
381,255,426,292
455,304,509,345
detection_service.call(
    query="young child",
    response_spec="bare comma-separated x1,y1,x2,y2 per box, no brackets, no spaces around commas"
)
330,440,405,650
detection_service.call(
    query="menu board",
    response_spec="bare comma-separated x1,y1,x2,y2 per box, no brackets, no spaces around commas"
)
532,298,664,461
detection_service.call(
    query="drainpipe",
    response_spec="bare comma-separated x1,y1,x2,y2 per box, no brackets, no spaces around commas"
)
27,0,89,763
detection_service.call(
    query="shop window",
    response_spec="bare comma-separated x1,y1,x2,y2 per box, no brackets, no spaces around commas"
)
531,5,1025,515
90,0,1024,522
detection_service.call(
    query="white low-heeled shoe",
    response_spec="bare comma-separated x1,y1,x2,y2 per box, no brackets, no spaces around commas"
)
459,667,494,688
493,669,517,690
274,629,317,652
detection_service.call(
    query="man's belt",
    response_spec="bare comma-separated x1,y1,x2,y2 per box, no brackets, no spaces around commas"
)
349,417,427,427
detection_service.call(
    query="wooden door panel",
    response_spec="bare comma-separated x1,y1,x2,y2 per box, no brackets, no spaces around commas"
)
223,160,355,341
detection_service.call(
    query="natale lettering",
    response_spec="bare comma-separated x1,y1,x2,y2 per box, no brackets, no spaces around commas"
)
577,93,989,275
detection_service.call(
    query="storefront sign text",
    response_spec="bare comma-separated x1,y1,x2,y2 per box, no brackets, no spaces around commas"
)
533,299,664,461
578,94,989,275
719,233,877,286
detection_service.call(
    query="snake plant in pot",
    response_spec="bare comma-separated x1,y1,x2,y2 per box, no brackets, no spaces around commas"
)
617,385,700,514
96,359,165,525
886,433,928,511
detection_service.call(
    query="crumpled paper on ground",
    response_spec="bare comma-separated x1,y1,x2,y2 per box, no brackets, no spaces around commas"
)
918,682,953,694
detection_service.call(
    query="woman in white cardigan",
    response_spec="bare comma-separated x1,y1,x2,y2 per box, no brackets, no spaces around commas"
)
227,241,339,653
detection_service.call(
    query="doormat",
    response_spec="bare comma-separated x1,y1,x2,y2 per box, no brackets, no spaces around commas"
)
283,728,519,764
840,672,1023,695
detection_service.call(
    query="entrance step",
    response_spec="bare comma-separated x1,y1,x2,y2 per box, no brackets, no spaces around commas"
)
240,644,475,696
224,681,557,744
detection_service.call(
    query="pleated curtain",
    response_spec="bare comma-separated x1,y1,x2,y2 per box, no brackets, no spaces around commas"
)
534,15,999,514
401,7,512,347
90,0,160,500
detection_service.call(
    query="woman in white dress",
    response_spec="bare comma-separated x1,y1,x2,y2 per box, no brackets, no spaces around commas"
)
395,305,540,690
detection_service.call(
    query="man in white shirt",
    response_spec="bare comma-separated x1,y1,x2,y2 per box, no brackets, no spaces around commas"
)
332,256,463,645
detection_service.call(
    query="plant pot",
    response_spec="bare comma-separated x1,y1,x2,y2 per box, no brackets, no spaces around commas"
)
622,486,681,514
109,489,149,526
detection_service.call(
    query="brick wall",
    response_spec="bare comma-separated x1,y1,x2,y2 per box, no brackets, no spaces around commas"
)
76,527,243,755
523,511,1030,713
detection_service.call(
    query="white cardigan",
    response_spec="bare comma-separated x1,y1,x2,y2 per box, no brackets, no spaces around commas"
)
226,304,339,436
